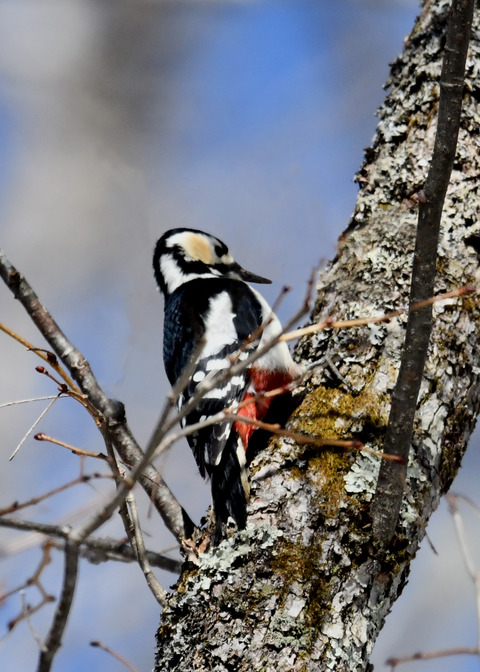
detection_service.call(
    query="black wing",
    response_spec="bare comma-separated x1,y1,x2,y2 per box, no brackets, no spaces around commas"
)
163,277,263,477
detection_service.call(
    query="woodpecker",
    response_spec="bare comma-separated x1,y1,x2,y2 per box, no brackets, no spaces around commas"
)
153,228,300,543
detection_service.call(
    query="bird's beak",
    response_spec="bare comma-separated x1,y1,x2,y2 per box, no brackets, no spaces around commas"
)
232,262,272,284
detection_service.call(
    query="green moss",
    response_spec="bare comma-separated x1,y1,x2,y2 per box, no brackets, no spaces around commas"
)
267,610,314,651
260,583,277,598
293,382,389,439
286,383,388,513
269,538,337,620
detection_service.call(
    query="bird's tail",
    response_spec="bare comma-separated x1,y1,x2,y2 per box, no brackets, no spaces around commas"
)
210,435,249,545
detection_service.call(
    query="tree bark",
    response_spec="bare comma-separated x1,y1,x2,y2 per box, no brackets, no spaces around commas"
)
155,2,480,670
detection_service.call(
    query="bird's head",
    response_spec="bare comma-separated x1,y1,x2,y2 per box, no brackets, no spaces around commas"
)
153,228,271,296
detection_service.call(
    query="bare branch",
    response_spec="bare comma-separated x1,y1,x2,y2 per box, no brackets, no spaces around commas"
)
0,517,181,573
20,589,49,651
222,413,406,463
447,494,480,650
126,493,169,606
0,248,195,541
386,646,479,670
37,540,79,672
0,395,58,408
282,285,475,342
372,0,476,547
0,321,79,392
1,543,55,642
33,433,108,460
64,539,182,573
0,471,113,516
91,640,141,672
9,395,60,461
105,432,169,606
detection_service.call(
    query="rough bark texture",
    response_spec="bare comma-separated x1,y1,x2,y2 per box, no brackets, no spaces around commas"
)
155,2,480,670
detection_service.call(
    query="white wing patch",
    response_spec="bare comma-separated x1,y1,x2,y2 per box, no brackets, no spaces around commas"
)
201,292,239,357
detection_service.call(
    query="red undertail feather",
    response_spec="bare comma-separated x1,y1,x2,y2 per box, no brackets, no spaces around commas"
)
234,367,296,451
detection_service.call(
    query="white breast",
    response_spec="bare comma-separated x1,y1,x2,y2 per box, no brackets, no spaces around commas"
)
250,287,301,375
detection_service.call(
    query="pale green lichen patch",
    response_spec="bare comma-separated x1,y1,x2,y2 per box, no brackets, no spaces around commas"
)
344,453,381,497
198,523,283,575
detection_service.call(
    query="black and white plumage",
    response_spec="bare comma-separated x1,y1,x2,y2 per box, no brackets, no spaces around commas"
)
153,228,300,543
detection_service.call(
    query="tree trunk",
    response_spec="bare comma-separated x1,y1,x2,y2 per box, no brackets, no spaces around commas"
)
155,1,480,669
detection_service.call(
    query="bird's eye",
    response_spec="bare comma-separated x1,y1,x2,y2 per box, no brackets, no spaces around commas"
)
214,244,225,258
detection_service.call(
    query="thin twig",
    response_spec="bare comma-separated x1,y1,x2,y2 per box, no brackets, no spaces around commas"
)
103,429,169,605
126,493,168,606
372,0,475,547
0,248,194,541
0,321,80,392
13,543,54,606
37,540,79,672
447,494,480,651
91,640,141,672
282,285,475,342
222,414,404,463
0,395,58,408
2,544,55,642
0,517,181,573
448,493,480,522
386,646,479,670
20,590,47,652
33,433,108,459
9,395,60,461
148,387,402,471
0,471,112,516
55,538,182,573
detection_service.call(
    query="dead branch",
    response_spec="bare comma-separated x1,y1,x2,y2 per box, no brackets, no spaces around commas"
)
0,247,195,542
9,395,60,460
33,433,108,460
386,646,479,670
37,540,79,672
2,543,55,640
372,0,476,547
447,494,480,650
0,322,79,391
90,640,141,672
282,285,475,342
0,517,181,573
0,471,113,516
126,492,168,606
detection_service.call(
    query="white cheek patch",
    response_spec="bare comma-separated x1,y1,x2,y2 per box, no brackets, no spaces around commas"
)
160,254,188,294
159,253,214,294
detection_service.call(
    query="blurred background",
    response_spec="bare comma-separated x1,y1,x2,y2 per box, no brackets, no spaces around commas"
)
0,1,479,671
